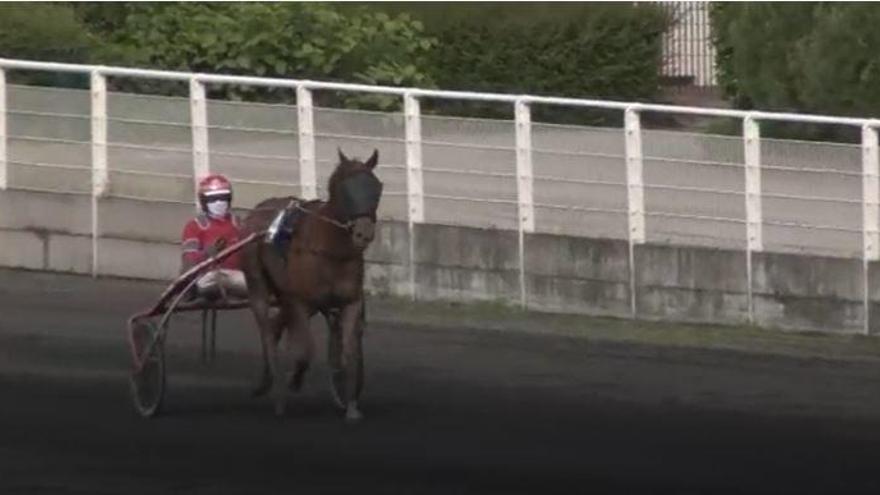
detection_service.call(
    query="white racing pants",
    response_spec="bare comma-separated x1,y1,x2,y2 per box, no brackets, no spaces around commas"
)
196,269,249,299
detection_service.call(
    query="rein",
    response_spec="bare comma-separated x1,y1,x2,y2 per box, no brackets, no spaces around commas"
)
265,200,358,261
291,201,352,231
250,199,352,231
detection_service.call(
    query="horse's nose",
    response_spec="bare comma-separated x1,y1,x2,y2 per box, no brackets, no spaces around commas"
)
353,232,368,250
351,217,375,249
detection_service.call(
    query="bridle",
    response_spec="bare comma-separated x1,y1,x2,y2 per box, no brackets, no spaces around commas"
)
259,169,382,233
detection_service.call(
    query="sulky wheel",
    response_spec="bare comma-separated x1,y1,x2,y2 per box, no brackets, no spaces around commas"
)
129,320,166,418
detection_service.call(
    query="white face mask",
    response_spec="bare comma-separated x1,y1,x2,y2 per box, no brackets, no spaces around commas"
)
206,200,230,218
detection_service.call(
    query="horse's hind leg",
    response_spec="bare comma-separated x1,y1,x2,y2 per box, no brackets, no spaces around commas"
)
267,330,287,416
324,309,342,373
285,299,314,393
243,256,282,399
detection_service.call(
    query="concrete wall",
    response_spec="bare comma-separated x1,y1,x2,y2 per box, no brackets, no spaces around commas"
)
525,234,631,317
634,244,750,325
1,188,876,335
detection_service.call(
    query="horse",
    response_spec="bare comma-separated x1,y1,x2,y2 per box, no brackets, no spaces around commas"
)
240,149,382,423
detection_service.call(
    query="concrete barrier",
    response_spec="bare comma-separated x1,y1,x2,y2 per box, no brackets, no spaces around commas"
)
1,188,876,335
753,252,865,333
414,224,520,304
634,244,750,325
525,234,630,317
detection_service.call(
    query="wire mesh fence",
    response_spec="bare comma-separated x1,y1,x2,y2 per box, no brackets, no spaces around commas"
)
642,128,746,249
761,138,863,257
208,98,300,209
4,81,877,261
6,84,92,195
3,57,880,337
314,106,407,222
421,114,518,230
106,92,192,203
532,122,628,240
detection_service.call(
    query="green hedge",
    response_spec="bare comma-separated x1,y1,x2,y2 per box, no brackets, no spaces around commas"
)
383,3,668,123
0,3,91,61
74,3,437,109
712,3,880,141
0,3,92,88
3,3,668,122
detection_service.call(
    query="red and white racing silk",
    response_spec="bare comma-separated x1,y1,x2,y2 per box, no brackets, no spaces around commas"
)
181,213,242,270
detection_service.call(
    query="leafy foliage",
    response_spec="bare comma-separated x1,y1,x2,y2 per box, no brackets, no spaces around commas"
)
0,3,92,87
711,2,880,141
76,3,436,108
405,3,668,123
797,4,880,117
5,2,667,122
0,3,92,61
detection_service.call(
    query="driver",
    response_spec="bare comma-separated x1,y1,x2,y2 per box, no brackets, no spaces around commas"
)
181,174,248,300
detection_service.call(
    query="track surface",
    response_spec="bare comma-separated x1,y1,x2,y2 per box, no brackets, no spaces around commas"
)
3,270,880,494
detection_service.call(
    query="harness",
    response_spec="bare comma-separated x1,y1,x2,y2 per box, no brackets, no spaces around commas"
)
264,199,354,260
262,170,382,260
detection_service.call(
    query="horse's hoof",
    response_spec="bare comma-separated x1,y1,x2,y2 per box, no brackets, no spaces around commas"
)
344,406,363,424
288,367,307,393
251,378,272,398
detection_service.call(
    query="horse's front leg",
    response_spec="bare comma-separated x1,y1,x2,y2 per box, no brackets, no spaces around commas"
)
246,291,282,398
339,298,365,423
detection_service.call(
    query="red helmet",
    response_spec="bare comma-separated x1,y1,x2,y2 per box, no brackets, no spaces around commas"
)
197,174,233,209
198,174,232,198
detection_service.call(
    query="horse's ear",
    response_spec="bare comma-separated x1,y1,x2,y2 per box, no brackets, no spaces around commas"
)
338,148,349,164
365,149,379,170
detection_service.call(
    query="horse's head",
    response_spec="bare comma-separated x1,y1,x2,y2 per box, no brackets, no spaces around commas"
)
328,148,384,251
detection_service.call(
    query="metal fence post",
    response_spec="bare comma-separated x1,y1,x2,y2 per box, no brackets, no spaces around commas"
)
862,123,879,335
404,93,424,301
90,70,108,277
189,77,209,208
515,99,534,309
743,115,763,325
91,71,108,197
297,86,317,200
0,68,6,191
624,107,645,318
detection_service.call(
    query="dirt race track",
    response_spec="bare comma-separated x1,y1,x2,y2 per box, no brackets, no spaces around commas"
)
3,269,880,494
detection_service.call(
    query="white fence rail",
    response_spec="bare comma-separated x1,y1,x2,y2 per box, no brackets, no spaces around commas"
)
2,58,880,333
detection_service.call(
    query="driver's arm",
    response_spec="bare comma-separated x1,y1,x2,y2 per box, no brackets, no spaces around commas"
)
181,220,203,272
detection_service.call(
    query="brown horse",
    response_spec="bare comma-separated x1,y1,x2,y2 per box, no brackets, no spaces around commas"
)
240,149,382,423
